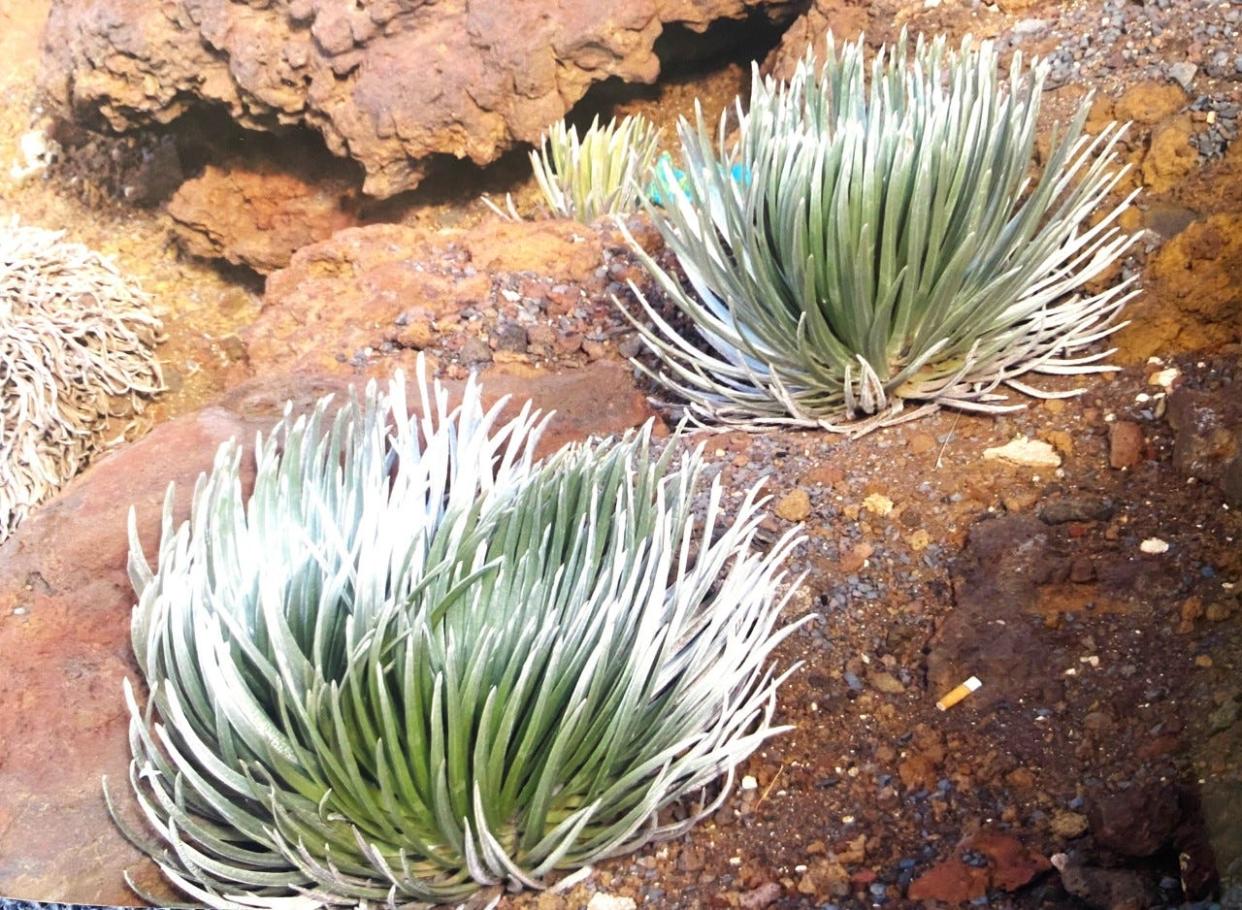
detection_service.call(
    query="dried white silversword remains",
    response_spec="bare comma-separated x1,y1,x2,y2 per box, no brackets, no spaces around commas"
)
1,220,163,541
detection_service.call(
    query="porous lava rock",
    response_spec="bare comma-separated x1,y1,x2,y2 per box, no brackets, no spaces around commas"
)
246,216,624,374
168,162,359,273
1116,214,1242,362
1115,144,1242,363
42,0,800,198
1141,115,1198,194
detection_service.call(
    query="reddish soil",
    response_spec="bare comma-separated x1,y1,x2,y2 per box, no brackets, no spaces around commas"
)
509,356,1241,909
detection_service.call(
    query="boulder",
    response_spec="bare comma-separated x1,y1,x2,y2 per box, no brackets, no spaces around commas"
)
42,0,801,198
0,406,253,906
168,162,359,273
247,217,616,375
0,365,657,904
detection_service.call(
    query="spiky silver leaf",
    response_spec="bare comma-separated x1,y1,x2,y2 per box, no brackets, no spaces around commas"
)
117,363,806,908
621,32,1140,434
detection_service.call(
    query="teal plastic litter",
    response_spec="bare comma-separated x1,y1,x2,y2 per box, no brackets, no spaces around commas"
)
648,153,752,206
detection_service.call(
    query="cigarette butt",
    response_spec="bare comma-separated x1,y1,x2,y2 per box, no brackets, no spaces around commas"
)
936,675,982,711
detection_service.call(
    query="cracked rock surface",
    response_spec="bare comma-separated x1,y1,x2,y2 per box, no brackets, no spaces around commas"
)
41,0,796,197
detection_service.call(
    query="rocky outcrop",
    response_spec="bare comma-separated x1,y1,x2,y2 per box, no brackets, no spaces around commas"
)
244,215,659,376
1148,214,1242,345
0,361,657,904
168,162,359,273
42,0,800,198
1115,140,1242,362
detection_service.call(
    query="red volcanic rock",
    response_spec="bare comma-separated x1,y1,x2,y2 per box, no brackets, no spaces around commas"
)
908,830,1050,903
0,407,261,905
908,858,990,903
168,163,359,273
42,0,801,198
247,218,611,375
969,831,1051,893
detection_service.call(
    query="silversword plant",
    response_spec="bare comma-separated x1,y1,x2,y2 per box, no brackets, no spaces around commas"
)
531,114,662,221
115,364,806,907
623,33,1139,433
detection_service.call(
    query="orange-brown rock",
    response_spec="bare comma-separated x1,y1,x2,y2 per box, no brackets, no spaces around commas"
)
970,831,1052,892
1171,134,1242,215
1113,81,1187,125
42,0,802,198
1152,214,1242,320
1115,214,1242,361
764,0,1032,81
908,858,990,903
248,218,609,375
1141,114,1198,193
0,407,253,906
1109,420,1145,469
169,163,359,273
